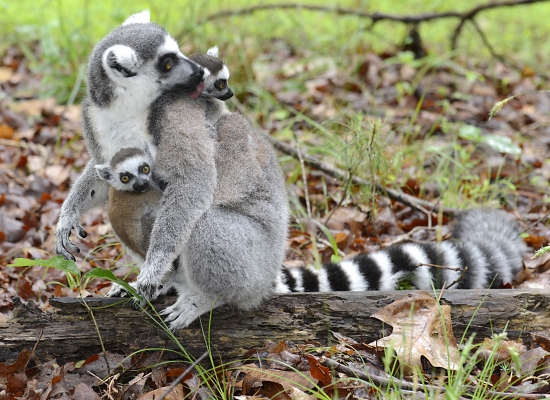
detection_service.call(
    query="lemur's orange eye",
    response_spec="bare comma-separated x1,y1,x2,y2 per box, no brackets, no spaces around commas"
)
218,82,225,89
121,175,130,183
142,165,150,174
165,61,172,71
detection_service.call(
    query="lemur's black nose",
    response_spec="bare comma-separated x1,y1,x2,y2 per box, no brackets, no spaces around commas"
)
133,180,149,193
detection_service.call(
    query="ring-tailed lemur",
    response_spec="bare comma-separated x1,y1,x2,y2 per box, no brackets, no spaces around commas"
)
95,147,161,262
102,48,236,267
189,46,233,101
276,208,526,292
55,10,204,261
65,13,287,331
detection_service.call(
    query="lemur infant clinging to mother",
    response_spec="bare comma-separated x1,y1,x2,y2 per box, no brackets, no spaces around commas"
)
55,10,204,261
98,48,235,265
95,146,161,263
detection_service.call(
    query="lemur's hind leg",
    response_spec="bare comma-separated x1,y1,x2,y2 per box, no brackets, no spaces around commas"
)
161,207,282,329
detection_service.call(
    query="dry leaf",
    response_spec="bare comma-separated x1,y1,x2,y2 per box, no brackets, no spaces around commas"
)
45,165,70,186
305,355,332,386
369,291,460,374
138,384,186,400
0,123,14,139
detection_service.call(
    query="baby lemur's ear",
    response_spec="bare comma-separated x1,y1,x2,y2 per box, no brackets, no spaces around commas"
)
95,164,113,182
206,46,219,58
123,10,151,25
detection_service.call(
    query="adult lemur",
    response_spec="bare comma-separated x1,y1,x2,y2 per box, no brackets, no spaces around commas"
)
57,12,289,330
55,10,204,261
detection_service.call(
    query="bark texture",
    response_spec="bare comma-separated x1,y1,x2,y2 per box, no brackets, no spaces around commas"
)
1,289,548,363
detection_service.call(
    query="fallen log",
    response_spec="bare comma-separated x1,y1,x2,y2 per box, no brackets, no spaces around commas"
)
1,289,549,363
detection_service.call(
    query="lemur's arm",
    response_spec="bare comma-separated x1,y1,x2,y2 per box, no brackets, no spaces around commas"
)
134,98,217,300
55,160,110,260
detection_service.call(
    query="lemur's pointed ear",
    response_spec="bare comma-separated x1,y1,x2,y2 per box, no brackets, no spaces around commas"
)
95,165,113,181
123,10,150,25
102,45,140,78
207,46,219,58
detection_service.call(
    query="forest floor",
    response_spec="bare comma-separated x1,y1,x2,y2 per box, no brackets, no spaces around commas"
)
3,6,550,398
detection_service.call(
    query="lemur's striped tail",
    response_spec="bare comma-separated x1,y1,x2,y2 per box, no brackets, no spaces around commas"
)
276,209,526,293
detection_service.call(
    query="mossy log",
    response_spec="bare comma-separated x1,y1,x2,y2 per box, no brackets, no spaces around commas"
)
1,289,548,363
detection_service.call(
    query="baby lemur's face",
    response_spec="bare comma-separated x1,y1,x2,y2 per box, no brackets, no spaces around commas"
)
189,46,233,101
95,147,153,193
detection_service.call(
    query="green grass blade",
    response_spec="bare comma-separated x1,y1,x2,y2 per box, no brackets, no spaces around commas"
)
8,256,81,277
84,268,141,300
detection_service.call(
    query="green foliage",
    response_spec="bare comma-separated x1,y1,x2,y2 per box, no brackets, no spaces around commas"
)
2,0,550,103
532,246,550,259
458,124,521,155
84,268,141,299
9,256,81,289
8,256,140,300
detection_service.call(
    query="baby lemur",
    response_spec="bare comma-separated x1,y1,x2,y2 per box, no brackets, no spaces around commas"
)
95,146,161,263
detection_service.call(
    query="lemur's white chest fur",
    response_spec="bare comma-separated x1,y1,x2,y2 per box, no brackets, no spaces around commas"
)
90,78,159,162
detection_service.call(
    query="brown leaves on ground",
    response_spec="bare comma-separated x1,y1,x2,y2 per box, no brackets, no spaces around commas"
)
5,293,550,398
369,291,460,375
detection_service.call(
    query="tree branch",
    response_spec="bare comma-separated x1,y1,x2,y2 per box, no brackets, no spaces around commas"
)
268,136,460,217
198,1,547,25
195,0,549,57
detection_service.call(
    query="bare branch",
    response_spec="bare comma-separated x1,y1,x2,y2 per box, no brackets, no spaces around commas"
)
198,1,547,26
192,0,550,65
268,136,460,217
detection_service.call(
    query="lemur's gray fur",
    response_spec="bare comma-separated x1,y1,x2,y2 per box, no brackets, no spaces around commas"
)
275,209,526,293
55,10,204,261
103,91,289,330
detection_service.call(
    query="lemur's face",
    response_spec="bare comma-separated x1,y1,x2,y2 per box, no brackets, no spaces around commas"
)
95,148,153,193
188,47,233,101
203,65,233,101
88,10,205,107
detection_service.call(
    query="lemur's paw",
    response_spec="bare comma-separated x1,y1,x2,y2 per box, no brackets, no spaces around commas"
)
106,282,134,298
162,291,215,331
55,215,88,261
135,270,163,301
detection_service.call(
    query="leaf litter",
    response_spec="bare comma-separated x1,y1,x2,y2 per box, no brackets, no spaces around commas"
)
2,21,550,400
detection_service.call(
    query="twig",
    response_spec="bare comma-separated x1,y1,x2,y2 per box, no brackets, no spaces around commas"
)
321,356,550,399
79,296,111,375
269,136,460,217
417,262,461,271
446,266,468,289
385,226,440,246
29,329,44,366
449,0,547,49
293,132,312,220
157,351,209,400
320,356,449,395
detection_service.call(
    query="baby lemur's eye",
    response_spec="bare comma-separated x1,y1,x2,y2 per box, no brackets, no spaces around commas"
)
141,164,150,174
216,80,225,90
120,175,130,183
165,60,172,71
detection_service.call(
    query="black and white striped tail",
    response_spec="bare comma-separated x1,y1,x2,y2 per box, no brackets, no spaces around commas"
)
276,209,526,292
